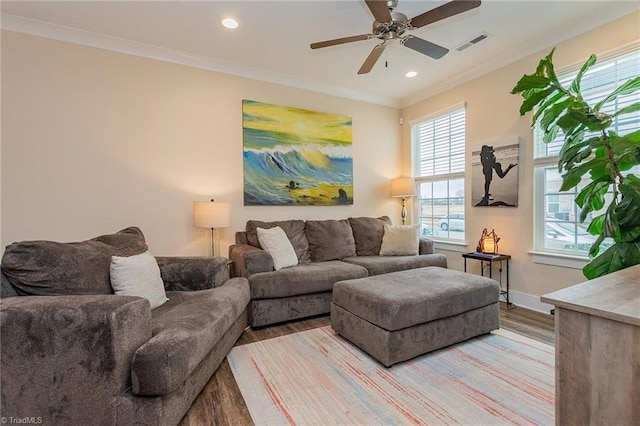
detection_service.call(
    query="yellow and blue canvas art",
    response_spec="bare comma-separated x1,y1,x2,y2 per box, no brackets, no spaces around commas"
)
242,100,353,206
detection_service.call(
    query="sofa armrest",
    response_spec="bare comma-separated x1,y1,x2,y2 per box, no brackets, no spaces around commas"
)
155,256,229,291
228,243,274,278
0,294,151,424
419,237,435,255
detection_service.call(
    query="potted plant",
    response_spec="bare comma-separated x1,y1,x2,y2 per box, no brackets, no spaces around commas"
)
511,48,640,279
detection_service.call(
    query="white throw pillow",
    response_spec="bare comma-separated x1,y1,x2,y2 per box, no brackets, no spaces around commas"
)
257,226,299,271
379,224,420,256
110,251,169,309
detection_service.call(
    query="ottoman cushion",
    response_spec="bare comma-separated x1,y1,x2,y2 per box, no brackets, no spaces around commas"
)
332,267,499,331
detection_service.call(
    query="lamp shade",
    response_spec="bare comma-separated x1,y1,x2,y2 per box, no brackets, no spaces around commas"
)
193,201,230,228
391,177,417,198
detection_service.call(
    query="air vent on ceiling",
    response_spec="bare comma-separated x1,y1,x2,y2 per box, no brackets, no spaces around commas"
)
456,32,489,52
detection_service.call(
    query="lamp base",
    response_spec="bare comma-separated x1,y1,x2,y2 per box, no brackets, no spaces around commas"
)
210,228,221,257
401,196,407,225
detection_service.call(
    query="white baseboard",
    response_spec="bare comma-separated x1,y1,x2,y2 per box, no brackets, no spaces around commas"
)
507,290,555,315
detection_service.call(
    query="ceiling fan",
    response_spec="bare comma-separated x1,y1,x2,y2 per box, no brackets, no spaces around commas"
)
310,0,481,74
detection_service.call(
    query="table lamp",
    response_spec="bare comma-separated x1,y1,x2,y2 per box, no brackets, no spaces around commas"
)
477,228,500,254
193,199,230,256
391,177,417,225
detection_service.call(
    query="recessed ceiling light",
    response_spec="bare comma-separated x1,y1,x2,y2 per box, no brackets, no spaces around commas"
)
405,71,418,78
222,18,238,29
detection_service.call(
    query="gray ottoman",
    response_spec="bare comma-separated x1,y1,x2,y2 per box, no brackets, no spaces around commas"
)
331,266,500,367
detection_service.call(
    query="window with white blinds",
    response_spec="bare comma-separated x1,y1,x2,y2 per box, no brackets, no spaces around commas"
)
533,45,640,257
412,106,466,241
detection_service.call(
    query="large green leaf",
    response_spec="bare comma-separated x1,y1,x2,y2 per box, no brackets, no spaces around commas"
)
570,54,597,94
616,175,640,228
595,76,640,110
612,132,640,171
575,179,609,222
613,101,640,117
568,107,612,132
612,129,640,148
587,214,604,235
601,202,619,240
532,91,567,123
519,87,556,115
543,124,560,144
561,134,599,156
560,158,606,191
511,75,552,97
560,144,592,170
583,243,625,279
540,98,572,131
555,115,580,137
544,54,561,88
588,233,605,257
583,239,640,279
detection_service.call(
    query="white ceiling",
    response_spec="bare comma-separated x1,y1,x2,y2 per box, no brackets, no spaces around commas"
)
2,1,638,107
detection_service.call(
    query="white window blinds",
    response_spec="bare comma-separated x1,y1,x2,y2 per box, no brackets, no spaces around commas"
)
413,108,466,177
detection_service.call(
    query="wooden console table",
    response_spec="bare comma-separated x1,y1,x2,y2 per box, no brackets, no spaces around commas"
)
541,265,640,425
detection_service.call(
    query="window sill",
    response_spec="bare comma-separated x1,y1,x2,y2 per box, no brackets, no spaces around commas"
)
433,240,468,252
528,251,589,270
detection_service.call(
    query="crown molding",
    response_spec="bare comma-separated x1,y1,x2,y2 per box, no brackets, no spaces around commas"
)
1,13,401,108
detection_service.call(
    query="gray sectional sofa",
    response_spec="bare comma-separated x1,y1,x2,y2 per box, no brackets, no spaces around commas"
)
229,217,448,327
0,227,250,426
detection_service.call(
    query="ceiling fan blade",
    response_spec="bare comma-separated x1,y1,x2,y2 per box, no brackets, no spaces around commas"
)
410,0,481,28
310,34,371,49
358,44,385,74
403,36,449,59
365,0,392,23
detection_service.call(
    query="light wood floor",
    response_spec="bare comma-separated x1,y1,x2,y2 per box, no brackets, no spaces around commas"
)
179,303,555,426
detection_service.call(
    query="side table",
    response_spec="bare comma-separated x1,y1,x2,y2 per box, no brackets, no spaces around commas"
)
462,252,512,306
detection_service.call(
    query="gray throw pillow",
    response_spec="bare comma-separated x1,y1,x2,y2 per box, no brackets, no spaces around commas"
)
1,227,148,296
246,220,311,263
348,216,392,256
305,219,356,261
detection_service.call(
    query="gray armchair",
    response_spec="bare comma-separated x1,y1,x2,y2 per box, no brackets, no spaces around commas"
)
0,228,250,426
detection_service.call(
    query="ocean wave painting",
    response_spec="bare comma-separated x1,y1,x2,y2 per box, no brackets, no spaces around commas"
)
242,100,353,205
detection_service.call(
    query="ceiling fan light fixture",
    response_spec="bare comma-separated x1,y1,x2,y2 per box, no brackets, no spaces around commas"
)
222,18,238,29
405,71,418,78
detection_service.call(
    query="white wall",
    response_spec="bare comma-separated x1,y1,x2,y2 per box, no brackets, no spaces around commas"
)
1,31,402,256
400,12,640,301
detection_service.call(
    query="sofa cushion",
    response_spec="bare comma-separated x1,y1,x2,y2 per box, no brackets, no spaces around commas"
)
343,253,448,276
1,227,148,296
110,251,169,309
305,219,356,261
248,261,368,299
257,227,298,270
379,224,420,256
348,216,392,256
246,220,310,263
131,277,250,396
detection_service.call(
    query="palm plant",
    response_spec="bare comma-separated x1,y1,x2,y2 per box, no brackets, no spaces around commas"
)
512,48,640,279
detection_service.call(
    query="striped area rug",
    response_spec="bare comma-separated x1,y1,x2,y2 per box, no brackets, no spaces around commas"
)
228,327,554,425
